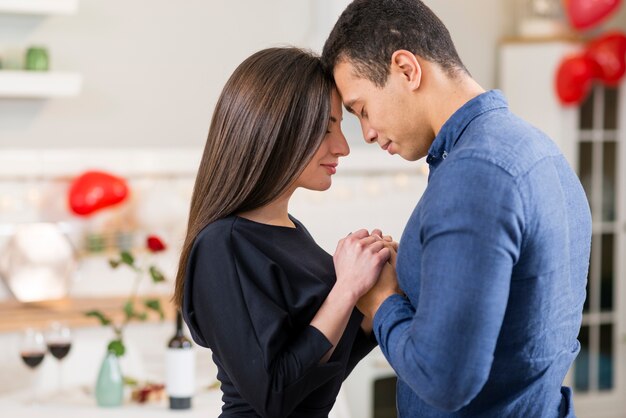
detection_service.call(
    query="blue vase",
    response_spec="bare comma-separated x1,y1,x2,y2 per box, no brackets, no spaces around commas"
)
95,350,124,407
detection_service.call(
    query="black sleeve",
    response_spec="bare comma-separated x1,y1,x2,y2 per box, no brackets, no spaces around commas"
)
184,225,342,417
344,318,378,378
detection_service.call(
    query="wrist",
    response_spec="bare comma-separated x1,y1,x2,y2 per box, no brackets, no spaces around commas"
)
372,290,397,315
364,289,400,319
330,281,360,307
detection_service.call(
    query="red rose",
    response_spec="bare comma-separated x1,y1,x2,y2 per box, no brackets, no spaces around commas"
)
146,235,166,252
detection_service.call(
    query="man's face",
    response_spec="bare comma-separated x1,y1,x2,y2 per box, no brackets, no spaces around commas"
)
333,59,433,161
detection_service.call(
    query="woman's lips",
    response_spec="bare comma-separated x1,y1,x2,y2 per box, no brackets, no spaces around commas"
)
321,163,337,175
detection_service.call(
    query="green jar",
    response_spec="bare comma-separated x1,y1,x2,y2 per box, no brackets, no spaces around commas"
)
25,47,49,71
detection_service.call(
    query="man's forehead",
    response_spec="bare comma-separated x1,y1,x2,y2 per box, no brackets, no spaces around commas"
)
333,62,364,107
333,59,360,81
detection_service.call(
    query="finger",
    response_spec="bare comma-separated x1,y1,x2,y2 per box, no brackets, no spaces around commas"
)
388,248,398,267
350,229,370,239
363,242,391,268
383,235,393,242
366,240,387,254
371,229,383,238
377,247,391,263
359,235,382,247
380,240,397,251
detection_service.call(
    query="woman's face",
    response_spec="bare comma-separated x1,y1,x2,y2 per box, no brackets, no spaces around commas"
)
294,89,350,191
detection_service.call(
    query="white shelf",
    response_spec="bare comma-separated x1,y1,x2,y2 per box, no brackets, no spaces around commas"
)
0,71,82,98
0,0,78,15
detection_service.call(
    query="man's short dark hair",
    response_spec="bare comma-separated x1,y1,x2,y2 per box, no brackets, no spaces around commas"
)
322,0,469,87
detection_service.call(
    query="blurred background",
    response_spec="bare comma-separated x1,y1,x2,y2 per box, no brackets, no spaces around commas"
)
0,0,625,417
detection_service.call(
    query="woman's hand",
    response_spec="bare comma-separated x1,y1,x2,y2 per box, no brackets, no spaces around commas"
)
333,229,390,303
372,228,399,265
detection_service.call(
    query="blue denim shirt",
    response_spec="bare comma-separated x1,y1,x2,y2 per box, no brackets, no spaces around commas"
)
373,90,591,417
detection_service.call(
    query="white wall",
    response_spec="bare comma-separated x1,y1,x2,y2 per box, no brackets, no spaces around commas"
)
1,0,624,147
0,0,318,149
0,0,510,150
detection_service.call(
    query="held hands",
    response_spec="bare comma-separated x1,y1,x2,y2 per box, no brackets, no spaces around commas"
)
313,229,395,363
333,229,391,303
357,246,402,319
371,229,398,266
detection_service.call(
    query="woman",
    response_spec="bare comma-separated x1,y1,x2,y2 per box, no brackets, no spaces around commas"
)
174,47,395,418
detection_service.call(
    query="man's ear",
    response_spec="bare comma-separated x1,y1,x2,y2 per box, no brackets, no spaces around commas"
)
390,50,422,91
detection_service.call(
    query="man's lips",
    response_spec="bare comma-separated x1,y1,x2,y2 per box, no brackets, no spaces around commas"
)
381,141,396,154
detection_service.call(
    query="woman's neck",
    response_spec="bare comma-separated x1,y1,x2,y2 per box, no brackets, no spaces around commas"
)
237,190,295,228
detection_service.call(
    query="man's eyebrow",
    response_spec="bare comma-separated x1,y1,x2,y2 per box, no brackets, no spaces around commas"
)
330,116,337,123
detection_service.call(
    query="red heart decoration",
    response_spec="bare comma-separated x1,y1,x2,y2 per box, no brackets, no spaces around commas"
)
585,31,626,86
555,54,598,105
564,0,623,31
68,171,129,216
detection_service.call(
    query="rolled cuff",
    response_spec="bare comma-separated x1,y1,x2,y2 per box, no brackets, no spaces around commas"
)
373,294,415,357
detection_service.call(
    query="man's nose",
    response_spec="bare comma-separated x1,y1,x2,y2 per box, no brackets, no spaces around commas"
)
363,125,378,144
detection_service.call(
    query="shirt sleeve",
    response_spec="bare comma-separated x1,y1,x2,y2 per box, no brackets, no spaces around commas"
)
373,157,524,412
344,318,378,378
184,224,343,417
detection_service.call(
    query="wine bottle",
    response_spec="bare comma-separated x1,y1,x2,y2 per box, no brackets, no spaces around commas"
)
166,310,195,410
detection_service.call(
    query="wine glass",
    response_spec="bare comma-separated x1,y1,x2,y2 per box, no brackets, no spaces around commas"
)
45,322,72,395
19,328,46,404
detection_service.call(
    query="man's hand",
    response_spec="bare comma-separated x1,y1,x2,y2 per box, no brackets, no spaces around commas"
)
333,229,390,303
357,248,402,319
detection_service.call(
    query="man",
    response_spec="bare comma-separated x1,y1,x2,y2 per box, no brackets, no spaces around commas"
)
322,1,592,417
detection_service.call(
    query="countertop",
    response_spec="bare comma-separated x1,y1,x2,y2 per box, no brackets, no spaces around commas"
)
0,387,223,418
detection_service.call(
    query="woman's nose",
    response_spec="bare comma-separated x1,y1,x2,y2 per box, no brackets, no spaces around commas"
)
332,131,350,157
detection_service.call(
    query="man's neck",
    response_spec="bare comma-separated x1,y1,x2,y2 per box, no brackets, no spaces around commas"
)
422,65,486,138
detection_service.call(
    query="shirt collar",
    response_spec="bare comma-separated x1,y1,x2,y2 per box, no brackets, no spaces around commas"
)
426,90,508,168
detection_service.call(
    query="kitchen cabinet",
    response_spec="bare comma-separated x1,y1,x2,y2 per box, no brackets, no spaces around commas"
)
500,38,626,418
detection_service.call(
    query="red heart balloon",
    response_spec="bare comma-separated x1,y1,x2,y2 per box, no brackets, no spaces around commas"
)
585,31,626,86
68,171,129,216
564,0,623,30
555,54,597,105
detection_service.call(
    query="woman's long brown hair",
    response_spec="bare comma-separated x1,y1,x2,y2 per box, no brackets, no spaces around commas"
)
173,47,334,307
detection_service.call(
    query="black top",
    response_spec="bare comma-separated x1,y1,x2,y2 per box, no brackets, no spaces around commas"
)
182,215,377,418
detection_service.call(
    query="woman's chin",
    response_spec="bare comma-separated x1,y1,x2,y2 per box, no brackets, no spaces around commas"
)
304,180,332,192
